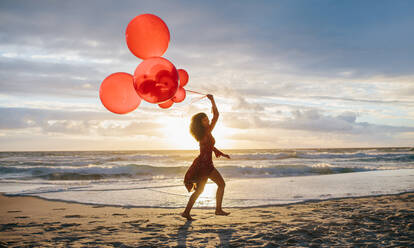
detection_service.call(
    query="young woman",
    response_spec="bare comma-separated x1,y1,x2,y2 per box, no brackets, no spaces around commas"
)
182,94,231,220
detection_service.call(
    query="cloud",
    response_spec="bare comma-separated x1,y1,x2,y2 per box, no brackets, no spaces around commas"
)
231,96,264,112
0,107,120,129
2,0,413,78
2,0,414,102
278,109,356,132
0,107,163,137
0,1,413,150
223,108,414,135
0,57,102,97
277,109,414,135
93,121,164,137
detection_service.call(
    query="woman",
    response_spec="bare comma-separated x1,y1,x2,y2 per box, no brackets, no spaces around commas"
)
181,94,231,220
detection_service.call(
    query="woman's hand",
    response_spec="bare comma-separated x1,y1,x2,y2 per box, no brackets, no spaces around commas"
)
214,149,231,159
221,153,231,159
207,94,219,131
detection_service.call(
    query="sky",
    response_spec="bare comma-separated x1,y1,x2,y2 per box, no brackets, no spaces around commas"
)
0,0,413,151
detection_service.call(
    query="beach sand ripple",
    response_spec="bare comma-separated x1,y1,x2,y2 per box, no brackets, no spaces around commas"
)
0,193,413,247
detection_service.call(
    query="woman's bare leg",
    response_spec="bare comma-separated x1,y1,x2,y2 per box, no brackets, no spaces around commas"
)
208,168,230,215
182,176,208,220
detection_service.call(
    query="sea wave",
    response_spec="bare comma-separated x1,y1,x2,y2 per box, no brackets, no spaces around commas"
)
0,163,380,181
223,150,414,161
0,148,412,181
1,149,412,164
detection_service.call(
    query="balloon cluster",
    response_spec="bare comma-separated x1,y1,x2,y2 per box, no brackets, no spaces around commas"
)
99,14,190,114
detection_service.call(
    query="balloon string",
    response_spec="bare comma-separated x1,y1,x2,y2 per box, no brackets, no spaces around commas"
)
185,89,207,96
175,92,207,119
190,95,207,104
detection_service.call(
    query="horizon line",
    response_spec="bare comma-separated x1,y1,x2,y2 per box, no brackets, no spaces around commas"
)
0,146,412,153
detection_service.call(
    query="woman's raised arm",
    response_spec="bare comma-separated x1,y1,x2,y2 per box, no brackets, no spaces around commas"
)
207,94,219,132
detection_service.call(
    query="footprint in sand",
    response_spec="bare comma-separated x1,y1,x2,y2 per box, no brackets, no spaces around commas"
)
260,210,273,213
88,220,105,224
140,236,153,240
138,223,166,232
44,226,59,231
0,223,18,231
122,220,148,228
64,215,83,218
159,213,176,217
60,223,81,228
258,214,273,218
44,221,60,225
92,226,106,232
15,216,29,219
112,213,128,217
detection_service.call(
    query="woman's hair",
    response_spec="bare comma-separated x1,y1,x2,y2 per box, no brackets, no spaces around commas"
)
190,112,208,142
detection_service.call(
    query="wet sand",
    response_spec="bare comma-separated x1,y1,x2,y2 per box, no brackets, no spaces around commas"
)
0,193,413,247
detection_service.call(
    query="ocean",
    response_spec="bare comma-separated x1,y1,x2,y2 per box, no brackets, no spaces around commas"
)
0,148,413,208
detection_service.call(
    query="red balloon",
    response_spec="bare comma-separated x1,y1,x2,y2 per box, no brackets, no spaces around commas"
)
126,14,170,60
99,72,141,114
158,99,173,109
177,69,189,87
172,87,186,103
134,57,179,104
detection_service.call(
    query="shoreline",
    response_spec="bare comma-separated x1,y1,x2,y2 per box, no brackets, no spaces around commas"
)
2,190,414,209
1,192,413,247
2,168,412,209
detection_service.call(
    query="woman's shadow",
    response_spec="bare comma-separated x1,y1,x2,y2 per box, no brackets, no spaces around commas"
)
177,219,236,247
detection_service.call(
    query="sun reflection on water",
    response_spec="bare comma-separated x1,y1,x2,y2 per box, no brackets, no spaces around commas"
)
195,182,217,207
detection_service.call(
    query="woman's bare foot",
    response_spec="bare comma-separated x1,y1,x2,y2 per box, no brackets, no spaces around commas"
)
181,212,195,220
215,209,230,216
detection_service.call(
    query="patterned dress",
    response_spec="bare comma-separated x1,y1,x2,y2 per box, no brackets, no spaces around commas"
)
184,132,216,192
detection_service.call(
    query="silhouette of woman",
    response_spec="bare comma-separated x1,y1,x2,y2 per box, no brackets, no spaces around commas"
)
182,94,231,220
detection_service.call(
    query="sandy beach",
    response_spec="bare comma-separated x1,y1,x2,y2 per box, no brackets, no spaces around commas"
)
0,192,412,247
